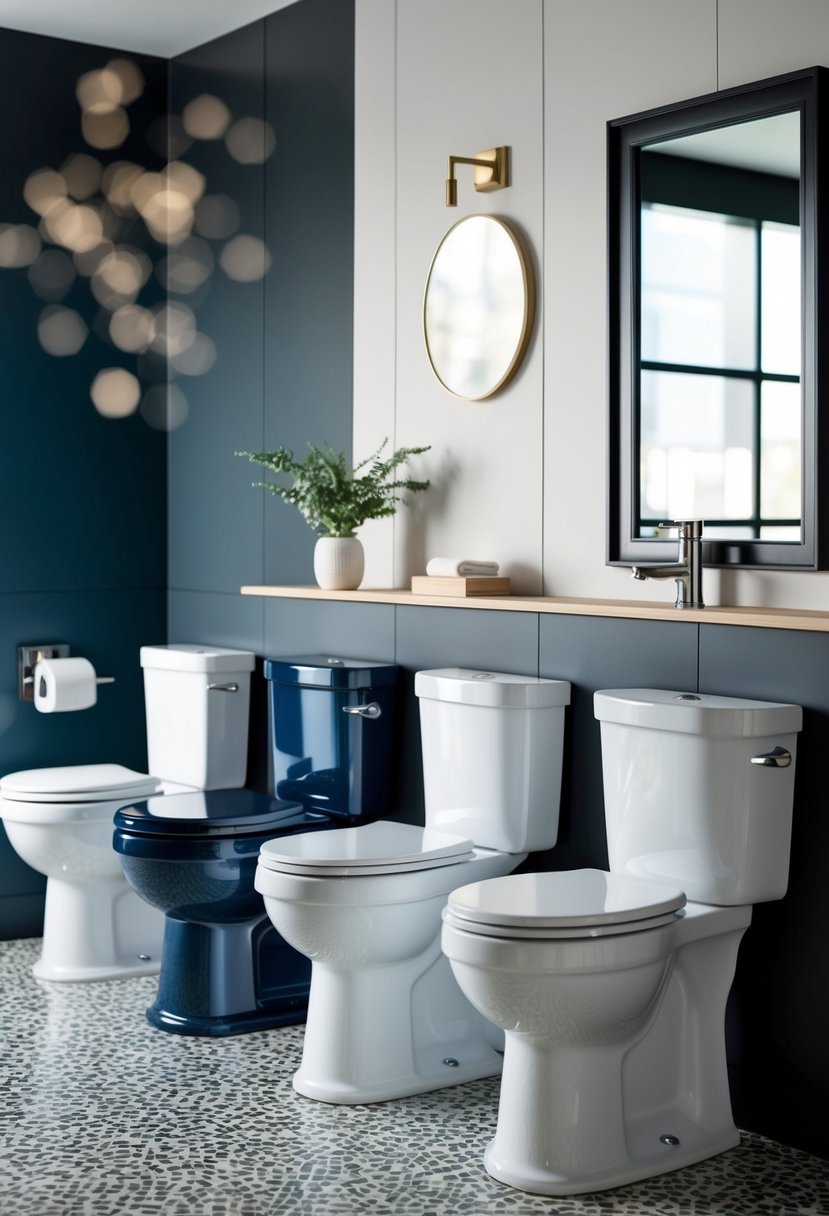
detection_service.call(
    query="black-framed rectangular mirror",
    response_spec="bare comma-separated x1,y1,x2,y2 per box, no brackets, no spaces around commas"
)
608,66,829,569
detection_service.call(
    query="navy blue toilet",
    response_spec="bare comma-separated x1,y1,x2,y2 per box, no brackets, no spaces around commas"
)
112,653,398,1036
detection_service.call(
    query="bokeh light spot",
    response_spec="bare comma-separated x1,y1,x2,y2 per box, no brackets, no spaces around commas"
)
194,194,240,240
141,383,189,431
61,153,103,201
27,249,76,301
38,305,89,356
225,117,276,165
107,59,144,106
150,302,196,357
170,331,217,376
76,68,122,112
0,224,41,268
24,169,68,218
82,106,130,151
156,237,214,294
182,94,232,140
90,367,141,418
109,303,154,353
219,234,271,282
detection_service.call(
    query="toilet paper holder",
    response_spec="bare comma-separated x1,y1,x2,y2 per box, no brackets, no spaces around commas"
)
17,643,115,702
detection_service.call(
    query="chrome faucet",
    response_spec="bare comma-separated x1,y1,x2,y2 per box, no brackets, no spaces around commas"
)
631,519,704,609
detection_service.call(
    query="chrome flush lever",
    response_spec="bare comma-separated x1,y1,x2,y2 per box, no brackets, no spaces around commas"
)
342,702,383,720
207,682,239,692
750,746,792,768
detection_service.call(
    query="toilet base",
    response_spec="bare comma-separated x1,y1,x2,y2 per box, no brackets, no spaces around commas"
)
33,955,161,983
147,1000,308,1037
485,1111,740,1196
456,904,751,1196
34,876,164,983
147,912,311,1036
294,949,503,1104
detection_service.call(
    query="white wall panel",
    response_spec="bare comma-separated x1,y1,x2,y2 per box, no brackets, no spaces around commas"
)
354,0,829,608
719,0,829,89
393,0,545,594
542,0,716,598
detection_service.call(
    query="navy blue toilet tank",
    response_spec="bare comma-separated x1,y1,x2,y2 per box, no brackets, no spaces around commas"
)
265,656,399,821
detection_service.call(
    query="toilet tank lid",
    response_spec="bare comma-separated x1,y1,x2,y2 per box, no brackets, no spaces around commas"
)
415,668,571,709
264,656,399,688
594,688,802,737
140,644,255,673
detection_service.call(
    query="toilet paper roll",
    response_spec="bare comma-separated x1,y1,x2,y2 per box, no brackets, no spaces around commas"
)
33,657,97,713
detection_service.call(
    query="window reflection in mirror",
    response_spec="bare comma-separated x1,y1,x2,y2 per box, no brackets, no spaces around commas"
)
637,113,801,543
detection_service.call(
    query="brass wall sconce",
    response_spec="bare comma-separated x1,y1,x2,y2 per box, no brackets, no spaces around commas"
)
445,146,509,206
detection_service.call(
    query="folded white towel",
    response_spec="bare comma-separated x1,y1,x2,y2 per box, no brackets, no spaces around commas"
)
426,557,500,578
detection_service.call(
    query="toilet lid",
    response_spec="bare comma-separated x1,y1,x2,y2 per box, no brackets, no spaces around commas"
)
445,869,686,939
113,789,320,838
258,820,475,876
0,763,160,803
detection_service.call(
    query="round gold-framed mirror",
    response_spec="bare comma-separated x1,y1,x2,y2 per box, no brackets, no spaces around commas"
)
423,214,535,401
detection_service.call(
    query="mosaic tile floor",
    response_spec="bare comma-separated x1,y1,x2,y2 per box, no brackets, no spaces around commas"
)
1,938,827,1216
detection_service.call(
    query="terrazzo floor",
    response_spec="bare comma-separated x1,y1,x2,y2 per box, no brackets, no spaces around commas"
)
1,938,827,1216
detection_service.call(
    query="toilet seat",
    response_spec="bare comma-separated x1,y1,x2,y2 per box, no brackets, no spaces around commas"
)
113,788,320,839
444,868,686,940
0,764,161,825
258,819,475,877
0,763,159,803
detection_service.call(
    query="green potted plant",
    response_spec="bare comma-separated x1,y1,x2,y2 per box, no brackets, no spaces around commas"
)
237,439,430,589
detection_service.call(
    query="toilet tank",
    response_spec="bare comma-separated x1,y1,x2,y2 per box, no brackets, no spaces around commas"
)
595,688,803,905
265,656,399,820
415,668,571,853
141,645,256,790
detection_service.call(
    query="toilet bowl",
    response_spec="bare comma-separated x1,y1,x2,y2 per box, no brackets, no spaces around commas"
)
113,788,332,1034
440,688,802,1197
113,653,400,1034
0,643,256,983
0,763,166,981
256,819,518,1101
255,667,571,1103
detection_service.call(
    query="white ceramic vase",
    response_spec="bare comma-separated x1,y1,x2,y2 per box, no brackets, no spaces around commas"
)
313,537,365,590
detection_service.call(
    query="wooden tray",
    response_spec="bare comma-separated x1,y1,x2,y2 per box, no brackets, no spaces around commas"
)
410,575,511,597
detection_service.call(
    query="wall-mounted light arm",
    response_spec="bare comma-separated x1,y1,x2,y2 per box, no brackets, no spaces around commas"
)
445,146,509,206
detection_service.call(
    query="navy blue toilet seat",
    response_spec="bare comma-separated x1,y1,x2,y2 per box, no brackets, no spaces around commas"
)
114,788,329,837
113,789,333,862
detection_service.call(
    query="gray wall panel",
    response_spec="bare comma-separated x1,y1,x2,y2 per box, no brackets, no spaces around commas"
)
700,624,829,1155
539,615,699,870
167,590,265,655
264,598,395,664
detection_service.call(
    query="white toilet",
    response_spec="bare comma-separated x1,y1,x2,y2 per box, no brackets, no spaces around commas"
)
0,644,255,982
254,667,571,1103
441,687,802,1197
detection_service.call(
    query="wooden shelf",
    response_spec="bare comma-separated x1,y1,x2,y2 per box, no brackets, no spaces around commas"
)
240,585,829,633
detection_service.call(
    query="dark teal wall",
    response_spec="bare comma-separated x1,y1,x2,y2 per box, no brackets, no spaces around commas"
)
0,30,167,939
168,0,354,619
